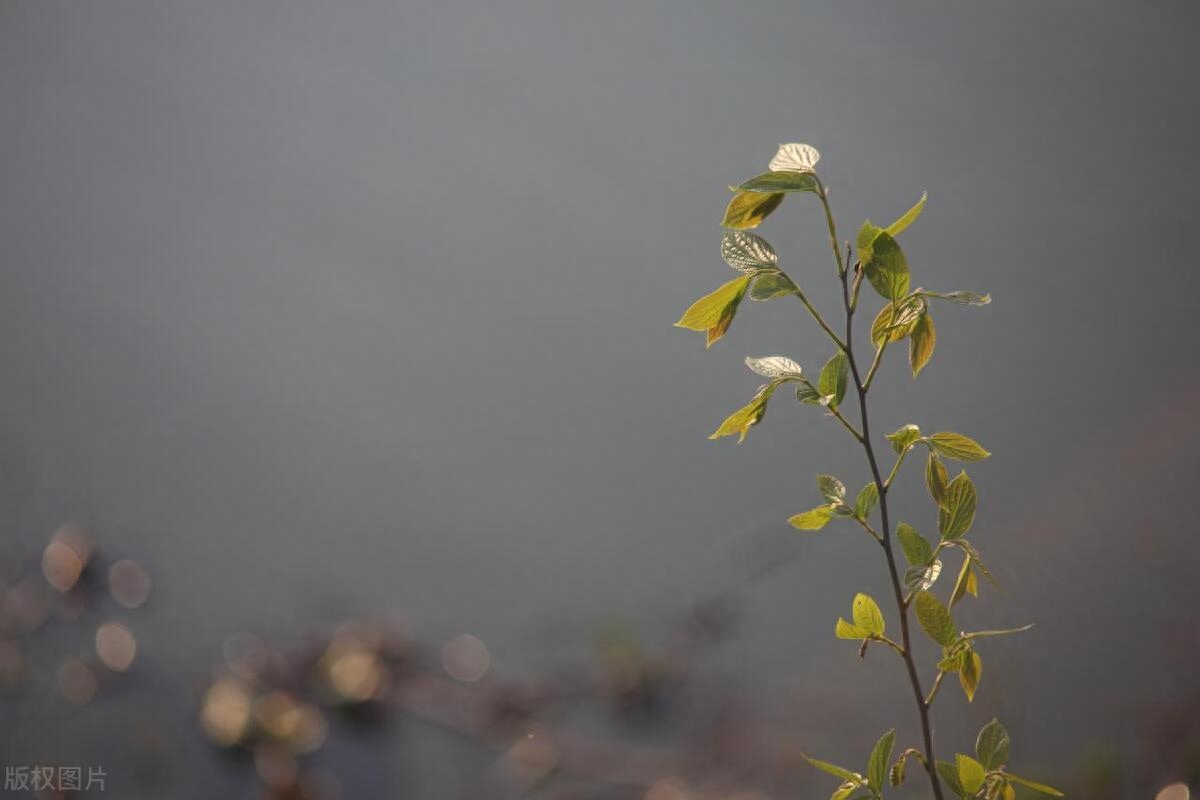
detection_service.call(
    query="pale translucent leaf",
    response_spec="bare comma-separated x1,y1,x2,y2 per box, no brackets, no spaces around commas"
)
768,142,820,173
721,231,778,273
745,354,802,380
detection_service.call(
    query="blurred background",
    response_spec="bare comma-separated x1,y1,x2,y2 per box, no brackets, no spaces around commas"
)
1,1,1198,797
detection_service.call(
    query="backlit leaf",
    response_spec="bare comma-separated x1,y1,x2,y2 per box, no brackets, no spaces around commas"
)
796,383,823,404
721,231,778,273
835,618,870,640
914,591,956,646
928,432,991,461
722,191,784,229
790,505,835,530
675,274,752,347
909,310,936,377
857,220,883,262
957,754,986,794
802,755,861,783
737,171,819,194
1007,775,1064,796
867,729,896,792
745,355,803,380
938,472,977,540
885,192,928,237
871,297,923,345
768,142,820,173
710,382,776,443
959,651,982,702
862,231,910,301
852,593,885,636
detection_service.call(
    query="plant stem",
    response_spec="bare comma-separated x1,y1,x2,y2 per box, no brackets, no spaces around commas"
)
828,214,946,800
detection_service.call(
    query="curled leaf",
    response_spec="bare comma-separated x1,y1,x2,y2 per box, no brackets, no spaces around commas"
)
722,191,784,229
768,142,820,173
745,354,803,380
675,274,752,347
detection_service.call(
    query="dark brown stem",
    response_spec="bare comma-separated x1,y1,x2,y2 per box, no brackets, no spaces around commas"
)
838,253,946,800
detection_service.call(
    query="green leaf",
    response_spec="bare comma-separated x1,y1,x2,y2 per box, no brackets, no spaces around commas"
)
885,192,928,237
889,758,906,788
936,760,967,798
1007,774,1064,797
922,290,992,307
867,729,896,792
938,471,978,540
737,171,820,193
818,351,849,409
721,231,778,273
790,505,835,530
975,719,1011,771
862,230,910,301
887,424,923,454
675,274,752,347
856,220,883,263
710,382,777,443
745,355,803,380
796,383,823,404
897,523,933,566
949,557,977,608
855,483,879,519
818,475,847,503
957,754,987,794
954,540,1003,592
830,783,859,800
914,591,956,646
870,297,923,345
749,271,798,301
722,190,784,230
909,309,936,377
835,618,870,640
852,593,885,636
959,650,982,702
926,453,949,508
802,755,862,783
927,432,992,461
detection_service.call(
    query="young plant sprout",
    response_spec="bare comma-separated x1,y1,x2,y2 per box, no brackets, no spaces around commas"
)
676,143,1062,800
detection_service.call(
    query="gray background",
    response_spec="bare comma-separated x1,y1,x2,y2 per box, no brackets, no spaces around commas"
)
2,0,1198,796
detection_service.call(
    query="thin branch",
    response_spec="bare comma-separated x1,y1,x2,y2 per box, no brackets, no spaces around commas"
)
924,670,947,707
793,287,847,352
863,342,888,391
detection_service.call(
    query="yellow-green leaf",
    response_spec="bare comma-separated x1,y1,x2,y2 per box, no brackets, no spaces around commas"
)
1007,774,1064,797
887,424,923,453
675,274,752,347
857,220,883,262
927,432,991,461
855,483,879,519
709,383,774,443
885,192,928,237
835,617,870,640
867,729,896,792
914,590,956,646
722,190,784,229
949,557,976,608
909,310,936,377
956,754,986,794
790,505,835,530
749,271,797,301
975,719,1011,771
852,593,885,636
897,523,933,566
959,651,982,702
938,471,977,540
871,297,923,345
